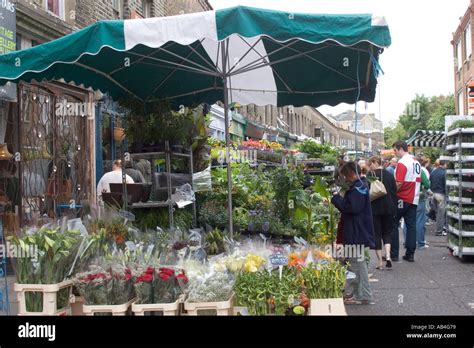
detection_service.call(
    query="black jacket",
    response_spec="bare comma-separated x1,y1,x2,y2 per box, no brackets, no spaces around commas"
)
368,168,397,216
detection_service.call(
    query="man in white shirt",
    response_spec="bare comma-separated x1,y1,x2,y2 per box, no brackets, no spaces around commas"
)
97,160,134,203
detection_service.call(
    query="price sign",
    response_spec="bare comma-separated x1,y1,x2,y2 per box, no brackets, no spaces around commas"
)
119,210,135,222
269,253,288,266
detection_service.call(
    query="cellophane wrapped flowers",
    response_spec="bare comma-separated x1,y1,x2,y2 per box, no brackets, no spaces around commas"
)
73,265,134,305
187,271,234,303
133,266,188,304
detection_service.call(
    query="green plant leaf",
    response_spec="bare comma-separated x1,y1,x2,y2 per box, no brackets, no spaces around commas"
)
44,235,55,249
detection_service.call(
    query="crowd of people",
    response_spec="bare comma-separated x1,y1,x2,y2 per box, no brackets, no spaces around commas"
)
331,140,447,305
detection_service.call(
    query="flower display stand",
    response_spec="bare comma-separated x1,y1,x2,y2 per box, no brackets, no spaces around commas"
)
82,298,135,316
184,293,234,316
131,297,182,316
14,280,73,316
309,298,347,316
69,295,84,316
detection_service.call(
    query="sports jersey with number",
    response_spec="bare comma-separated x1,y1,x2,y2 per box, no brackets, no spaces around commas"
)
394,154,421,205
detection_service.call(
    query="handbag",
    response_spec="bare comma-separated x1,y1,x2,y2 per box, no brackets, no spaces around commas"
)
369,170,387,202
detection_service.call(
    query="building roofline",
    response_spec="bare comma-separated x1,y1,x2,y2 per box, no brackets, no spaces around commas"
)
452,3,473,44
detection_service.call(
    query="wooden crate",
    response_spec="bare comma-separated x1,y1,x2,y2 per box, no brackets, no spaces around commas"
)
184,293,234,316
14,280,73,316
131,297,181,316
309,298,347,316
82,299,135,316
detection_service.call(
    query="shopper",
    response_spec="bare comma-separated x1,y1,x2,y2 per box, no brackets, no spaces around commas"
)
427,159,440,223
416,156,431,249
430,160,447,236
97,160,134,203
331,162,375,305
386,157,398,176
368,156,398,269
391,141,421,262
124,160,146,183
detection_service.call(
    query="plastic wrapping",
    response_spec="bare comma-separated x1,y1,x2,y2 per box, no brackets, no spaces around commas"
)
171,183,195,208
193,166,212,192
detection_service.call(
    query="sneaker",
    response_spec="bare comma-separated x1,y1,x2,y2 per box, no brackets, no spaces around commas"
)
436,231,447,236
418,245,429,250
402,255,414,262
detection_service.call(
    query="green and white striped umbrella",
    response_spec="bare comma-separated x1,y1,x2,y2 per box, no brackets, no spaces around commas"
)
0,5,391,235
0,5,391,107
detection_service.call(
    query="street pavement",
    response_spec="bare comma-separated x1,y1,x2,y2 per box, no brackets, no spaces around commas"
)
346,223,474,315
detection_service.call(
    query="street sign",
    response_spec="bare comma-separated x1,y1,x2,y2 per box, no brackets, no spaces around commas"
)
119,210,135,221
0,0,17,101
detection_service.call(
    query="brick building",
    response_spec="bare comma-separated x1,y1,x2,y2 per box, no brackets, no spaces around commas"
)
0,0,213,224
452,0,474,115
239,104,380,152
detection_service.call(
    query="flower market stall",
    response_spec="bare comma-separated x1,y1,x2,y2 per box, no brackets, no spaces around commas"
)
0,6,391,315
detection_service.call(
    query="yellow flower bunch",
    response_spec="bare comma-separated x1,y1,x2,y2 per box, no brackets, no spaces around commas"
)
269,142,282,150
243,254,266,273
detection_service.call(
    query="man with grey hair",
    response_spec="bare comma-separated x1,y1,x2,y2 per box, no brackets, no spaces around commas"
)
386,157,397,176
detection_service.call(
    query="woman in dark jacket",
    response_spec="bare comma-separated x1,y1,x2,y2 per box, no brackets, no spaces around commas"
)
368,156,398,269
331,162,375,305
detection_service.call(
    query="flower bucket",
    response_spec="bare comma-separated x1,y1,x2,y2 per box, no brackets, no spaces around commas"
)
184,293,234,316
69,295,85,316
309,298,346,316
14,280,73,316
82,298,135,316
131,296,182,316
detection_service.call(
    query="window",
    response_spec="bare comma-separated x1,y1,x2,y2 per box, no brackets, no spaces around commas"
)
458,90,465,115
47,0,65,19
112,0,123,19
16,34,21,51
456,40,462,70
142,0,152,18
465,23,472,60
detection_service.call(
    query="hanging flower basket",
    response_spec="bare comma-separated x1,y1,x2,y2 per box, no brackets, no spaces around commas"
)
113,127,125,142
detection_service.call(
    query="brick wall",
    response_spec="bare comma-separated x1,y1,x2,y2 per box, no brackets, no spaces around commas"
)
75,0,210,27
75,0,121,28
162,0,212,16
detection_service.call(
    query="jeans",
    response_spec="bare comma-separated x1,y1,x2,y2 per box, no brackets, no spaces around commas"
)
432,193,446,233
391,200,417,259
403,198,427,248
346,251,372,301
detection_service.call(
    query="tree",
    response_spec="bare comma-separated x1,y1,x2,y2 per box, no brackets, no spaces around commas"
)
384,94,455,149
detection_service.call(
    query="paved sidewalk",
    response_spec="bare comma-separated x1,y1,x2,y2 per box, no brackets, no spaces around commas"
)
346,225,474,315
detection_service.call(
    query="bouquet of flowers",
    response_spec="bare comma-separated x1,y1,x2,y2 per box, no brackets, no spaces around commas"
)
211,250,266,274
73,264,134,305
186,271,234,303
133,266,188,304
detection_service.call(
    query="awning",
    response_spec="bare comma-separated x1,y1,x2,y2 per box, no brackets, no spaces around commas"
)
406,130,446,148
0,6,391,107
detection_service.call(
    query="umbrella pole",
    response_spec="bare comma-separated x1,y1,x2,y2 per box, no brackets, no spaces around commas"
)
221,40,234,238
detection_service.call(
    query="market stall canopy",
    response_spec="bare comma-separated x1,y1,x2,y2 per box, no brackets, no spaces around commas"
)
0,6,391,108
406,130,446,148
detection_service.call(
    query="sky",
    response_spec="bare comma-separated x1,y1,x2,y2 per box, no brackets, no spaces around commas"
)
209,0,470,127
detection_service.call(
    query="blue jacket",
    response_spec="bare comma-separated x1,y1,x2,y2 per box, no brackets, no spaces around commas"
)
331,177,375,249
430,167,446,195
